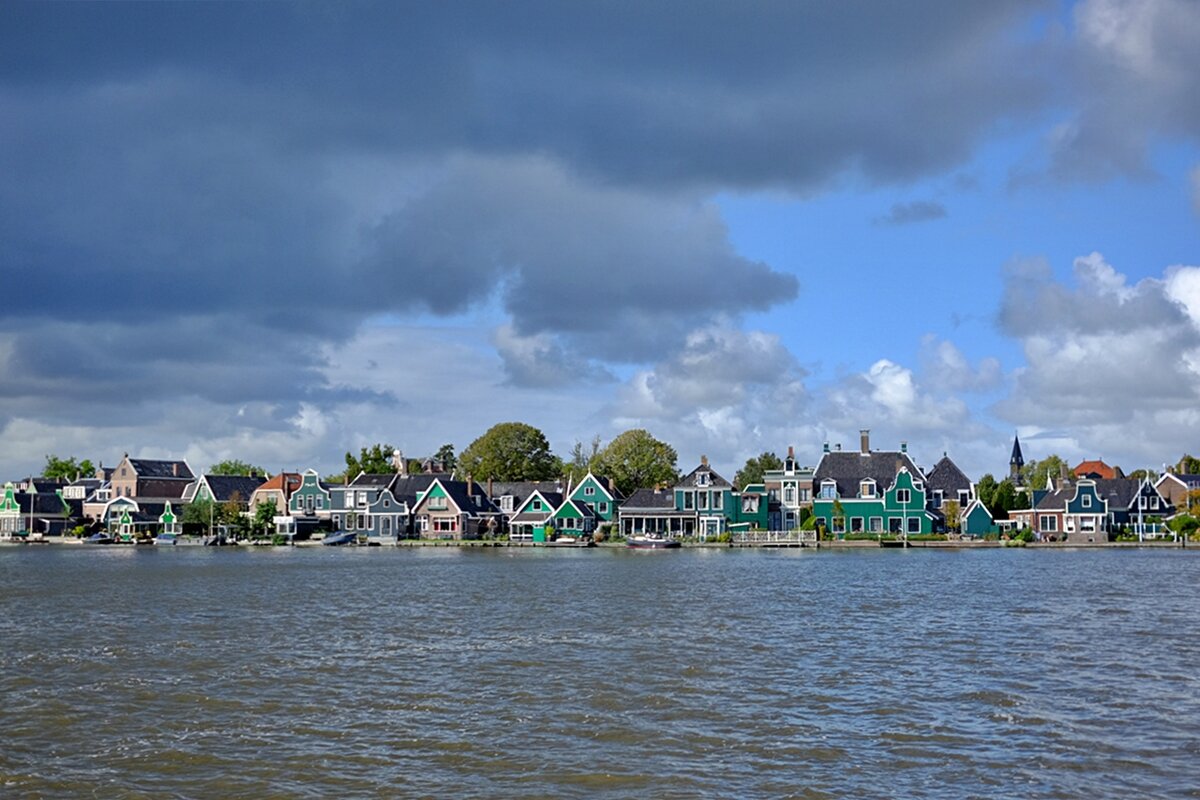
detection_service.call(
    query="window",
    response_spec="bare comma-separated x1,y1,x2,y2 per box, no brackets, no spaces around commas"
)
896,489,911,504
932,490,943,509
501,496,514,513
869,517,883,532
741,495,759,513
1040,515,1058,532
1151,496,1160,510
860,480,875,498
711,492,722,511
696,472,710,487
584,486,595,496
683,492,694,510
784,486,795,503
358,514,369,530
429,496,447,510
1081,494,1091,508
316,497,324,510
820,482,837,500
598,502,608,514
1139,496,1147,509
958,490,970,505
358,491,369,507
851,517,863,532
433,517,457,532
832,516,845,533
907,517,920,533
799,488,811,503
698,492,708,511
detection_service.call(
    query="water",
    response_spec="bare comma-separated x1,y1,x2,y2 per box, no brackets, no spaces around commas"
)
1,546,1198,798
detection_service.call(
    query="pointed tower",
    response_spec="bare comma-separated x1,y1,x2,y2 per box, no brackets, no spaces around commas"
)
1009,433,1025,482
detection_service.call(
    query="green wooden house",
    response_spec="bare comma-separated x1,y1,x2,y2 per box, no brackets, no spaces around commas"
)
812,432,934,536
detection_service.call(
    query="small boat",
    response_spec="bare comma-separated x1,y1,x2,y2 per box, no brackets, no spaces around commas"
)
626,533,681,549
154,533,178,546
322,530,358,546
85,532,114,545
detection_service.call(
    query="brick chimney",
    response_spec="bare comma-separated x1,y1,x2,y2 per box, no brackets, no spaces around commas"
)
700,455,709,467
487,477,494,498
860,429,870,455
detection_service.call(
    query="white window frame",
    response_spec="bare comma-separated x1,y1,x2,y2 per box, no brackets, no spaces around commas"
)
896,488,911,504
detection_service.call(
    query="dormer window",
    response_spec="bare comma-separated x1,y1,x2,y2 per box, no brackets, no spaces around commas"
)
860,480,876,498
696,472,710,487
820,481,837,500
500,496,514,513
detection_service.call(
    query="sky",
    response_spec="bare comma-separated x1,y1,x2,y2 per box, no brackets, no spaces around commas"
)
2,0,1199,482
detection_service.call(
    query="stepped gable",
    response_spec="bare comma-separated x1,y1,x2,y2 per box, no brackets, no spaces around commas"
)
814,449,923,498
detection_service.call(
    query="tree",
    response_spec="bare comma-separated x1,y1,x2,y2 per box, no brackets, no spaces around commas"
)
344,443,398,478
182,498,216,530
1127,468,1160,482
1021,455,1072,490
564,435,602,483
1177,454,1200,475
458,422,561,481
734,452,784,490
991,480,1019,517
406,459,424,475
591,429,678,496
976,474,999,511
435,444,457,473
943,499,961,533
42,455,96,481
253,499,278,536
209,459,265,476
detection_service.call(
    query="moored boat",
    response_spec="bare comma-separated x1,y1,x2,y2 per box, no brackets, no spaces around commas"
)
322,530,358,546
85,532,114,545
626,533,681,549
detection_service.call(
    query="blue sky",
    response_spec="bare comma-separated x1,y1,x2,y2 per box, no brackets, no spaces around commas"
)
1,0,1198,482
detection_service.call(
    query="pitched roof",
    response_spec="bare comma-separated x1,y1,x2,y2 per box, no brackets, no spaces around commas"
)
1092,478,1161,510
389,475,440,505
204,474,267,502
1159,472,1200,489
1072,459,1118,480
349,473,398,488
556,498,597,519
1034,488,1072,510
256,472,302,495
14,493,73,516
1010,433,1024,465
924,456,972,494
813,450,923,498
129,458,194,479
430,480,500,515
139,479,190,499
677,462,731,488
621,488,677,510
486,481,564,502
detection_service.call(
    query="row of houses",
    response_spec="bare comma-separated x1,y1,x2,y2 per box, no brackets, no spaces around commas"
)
2,433,1195,543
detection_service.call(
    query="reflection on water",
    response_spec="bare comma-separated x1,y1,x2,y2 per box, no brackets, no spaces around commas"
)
1,547,1198,798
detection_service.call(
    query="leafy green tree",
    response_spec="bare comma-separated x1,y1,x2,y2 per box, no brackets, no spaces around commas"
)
253,499,278,536
591,429,678,496
183,498,217,529
1021,455,1072,491
976,474,999,510
1127,468,1159,482
942,499,961,532
42,455,96,481
345,443,398,478
209,459,265,476
1176,454,1200,475
458,422,561,481
406,459,424,474
435,444,457,473
734,452,783,490
989,479,1019,518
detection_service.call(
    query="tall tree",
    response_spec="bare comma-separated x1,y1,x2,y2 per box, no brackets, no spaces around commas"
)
345,443,398,478
734,452,783,490
591,429,678,496
975,473,999,511
209,459,265,476
458,422,561,481
1176,454,1200,475
942,499,961,532
1020,455,1072,491
42,455,96,481
435,443,457,473
565,435,602,483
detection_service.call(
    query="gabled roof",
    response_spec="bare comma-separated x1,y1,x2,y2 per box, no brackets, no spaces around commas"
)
256,472,302,495
11,492,74,516
1158,472,1200,489
389,475,440,505
1034,488,1072,510
621,488,677,510
128,458,194,480
203,474,267,503
417,479,500,516
486,481,564,503
515,490,564,514
677,462,731,488
813,450,924,498
924,455,972,495
1091,478,1165,510
1072,459,1119,480
555,498,598,519
574,472,625,501
139,479,190,500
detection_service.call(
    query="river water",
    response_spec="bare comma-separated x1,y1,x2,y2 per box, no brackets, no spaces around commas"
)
1,546,1198,798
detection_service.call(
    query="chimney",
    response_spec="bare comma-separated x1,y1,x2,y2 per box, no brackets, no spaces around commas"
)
487,477,494,497
835,443,842,451
608,477,616,493
701,454,709,467
466,474,474,497
860,429,870,455
823,442,830,454
901,442,908,454
787,446,794,458
172,463,178,477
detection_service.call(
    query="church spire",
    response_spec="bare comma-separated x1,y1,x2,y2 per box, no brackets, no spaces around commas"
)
1009,432,1024,481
